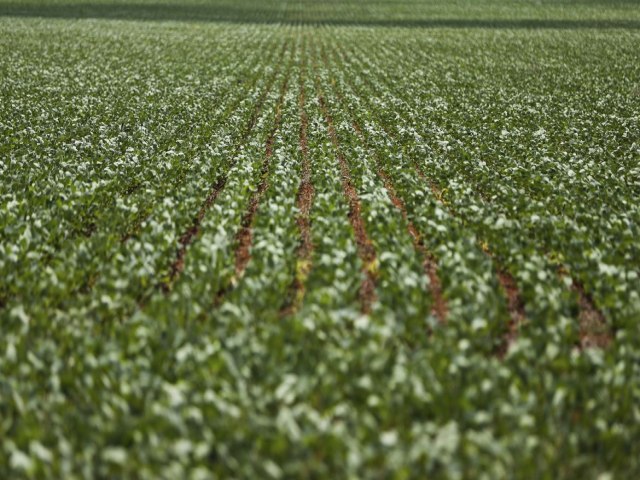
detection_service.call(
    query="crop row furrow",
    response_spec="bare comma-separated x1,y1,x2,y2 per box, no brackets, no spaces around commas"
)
280,46,315,316
234,66,291,279
214,37,304,319
331,38,612,350
325,37,509,350
351,34,636,327
332,72,448,324
140,34,296,320
295,48,362,318
315,39,436,333
350,38,617,345
160,40,290,295
0,28,280,315
215,41,296,306
316,94,377,314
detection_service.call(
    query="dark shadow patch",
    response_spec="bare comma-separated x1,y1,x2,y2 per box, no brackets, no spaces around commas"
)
1,3,639,29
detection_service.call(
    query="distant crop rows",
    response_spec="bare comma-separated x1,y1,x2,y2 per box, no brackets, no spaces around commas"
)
1,10,640,479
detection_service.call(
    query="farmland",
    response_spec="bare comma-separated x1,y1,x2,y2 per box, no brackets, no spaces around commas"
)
1,0,640,477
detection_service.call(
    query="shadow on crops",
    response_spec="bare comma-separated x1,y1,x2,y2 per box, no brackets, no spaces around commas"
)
1,2,639,29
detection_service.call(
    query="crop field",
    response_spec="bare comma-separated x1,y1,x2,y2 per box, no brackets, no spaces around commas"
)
1,0,640,478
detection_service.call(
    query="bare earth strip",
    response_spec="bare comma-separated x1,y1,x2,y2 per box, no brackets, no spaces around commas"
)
280,59,315,316
494,266,527,357
329,43,529,349
214,45,295,305
320,44,449,323
568,274,612,349
423,170,527,354
317,91,378,314
234,57,293,280
334,42,613,351
349,114,448,323
160,41,289,294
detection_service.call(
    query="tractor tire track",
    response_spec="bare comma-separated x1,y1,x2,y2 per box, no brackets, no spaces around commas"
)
494,267,527,357
558,269,613,349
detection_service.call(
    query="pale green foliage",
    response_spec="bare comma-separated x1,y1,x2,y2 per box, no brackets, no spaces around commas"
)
1,0,640,478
